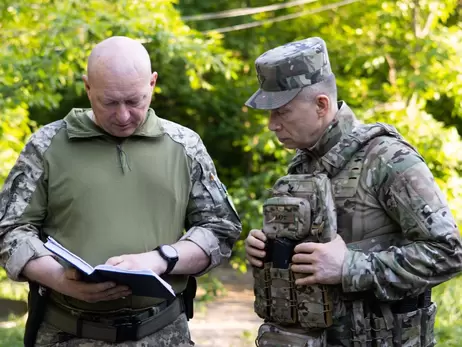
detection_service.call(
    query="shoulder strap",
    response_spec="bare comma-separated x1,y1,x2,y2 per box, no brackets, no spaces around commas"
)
321,123,404,177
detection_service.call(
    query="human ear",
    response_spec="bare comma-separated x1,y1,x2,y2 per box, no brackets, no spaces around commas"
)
150,72,158,88
315,95,330,117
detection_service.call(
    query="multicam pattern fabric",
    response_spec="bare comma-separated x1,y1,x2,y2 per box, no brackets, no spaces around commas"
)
283,101,462,346
35,313,194,347
270,174,338,243
255,171,337,331
245,37,334,110
256,322,327,347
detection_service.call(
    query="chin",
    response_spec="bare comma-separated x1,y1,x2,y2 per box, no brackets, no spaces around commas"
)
112,128,136,138
281,142,297,149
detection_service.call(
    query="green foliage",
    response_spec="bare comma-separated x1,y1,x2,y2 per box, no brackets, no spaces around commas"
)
0,317,24,347
1,0,462,343
433,276,462,346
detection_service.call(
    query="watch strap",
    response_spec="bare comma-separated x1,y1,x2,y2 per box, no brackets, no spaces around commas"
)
155,245,178,275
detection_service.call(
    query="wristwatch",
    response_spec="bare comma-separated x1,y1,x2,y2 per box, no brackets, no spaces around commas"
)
154,244,179,275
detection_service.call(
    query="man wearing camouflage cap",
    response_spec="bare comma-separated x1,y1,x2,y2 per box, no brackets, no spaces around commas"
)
245,37,462,346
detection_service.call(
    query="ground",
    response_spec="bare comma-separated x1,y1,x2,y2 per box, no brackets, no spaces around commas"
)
189,264,263,347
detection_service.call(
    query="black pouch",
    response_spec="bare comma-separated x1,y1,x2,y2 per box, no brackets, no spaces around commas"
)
183,276,197,320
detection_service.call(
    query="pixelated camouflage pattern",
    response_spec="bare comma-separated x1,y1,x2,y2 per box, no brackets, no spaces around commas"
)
245,37,333,110
256,322,327,347
0,108,241,285
0,120,64,280
280,101,462,346
35,313,194,346
161,117,242,276
0,108,241,342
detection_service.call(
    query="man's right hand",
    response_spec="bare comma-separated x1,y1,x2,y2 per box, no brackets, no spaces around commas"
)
245,229,267,267
55,268,132,303
23,256,131,303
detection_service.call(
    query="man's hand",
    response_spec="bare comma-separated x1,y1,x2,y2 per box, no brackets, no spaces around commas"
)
245,229,267,267
55,268,132,303
291,235,348,286
105,251,168,275
22,256,131,303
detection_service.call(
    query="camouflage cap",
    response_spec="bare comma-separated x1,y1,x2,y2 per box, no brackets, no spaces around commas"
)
245,37,333,110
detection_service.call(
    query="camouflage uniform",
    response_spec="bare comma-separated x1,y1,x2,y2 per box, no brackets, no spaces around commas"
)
0,108,242,346
35,314,194,347
245,37,462,346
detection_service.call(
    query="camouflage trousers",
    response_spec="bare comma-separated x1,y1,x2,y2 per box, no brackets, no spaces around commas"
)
35,313,195,347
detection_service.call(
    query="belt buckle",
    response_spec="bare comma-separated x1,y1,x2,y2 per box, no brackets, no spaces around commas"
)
113,315,142,342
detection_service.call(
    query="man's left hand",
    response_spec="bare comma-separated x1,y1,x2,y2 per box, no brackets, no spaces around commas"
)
105,251,167,275
291,235,348,286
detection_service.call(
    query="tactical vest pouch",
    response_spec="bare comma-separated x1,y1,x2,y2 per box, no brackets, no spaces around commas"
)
255,173,337,330
269,267,297,324
252,263,271,320
392,308,422,347
370,313,393,347
292,277,333,329
263,196,312,240
256,322,327,347
420,303,437,347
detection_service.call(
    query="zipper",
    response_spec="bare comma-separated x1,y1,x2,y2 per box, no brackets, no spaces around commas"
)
116,143,131,174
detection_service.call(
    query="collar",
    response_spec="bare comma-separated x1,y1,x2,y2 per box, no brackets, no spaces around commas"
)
64,108,164,139
306,101,361,158
288,101,361,175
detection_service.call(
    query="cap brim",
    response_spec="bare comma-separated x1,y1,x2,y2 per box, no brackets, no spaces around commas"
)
244,88,302,110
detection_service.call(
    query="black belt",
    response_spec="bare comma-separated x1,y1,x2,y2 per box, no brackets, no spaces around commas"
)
343,289,432,316
44,296,185,343
368,289,432,316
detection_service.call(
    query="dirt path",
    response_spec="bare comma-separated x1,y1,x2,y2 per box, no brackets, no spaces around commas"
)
188,265,263,347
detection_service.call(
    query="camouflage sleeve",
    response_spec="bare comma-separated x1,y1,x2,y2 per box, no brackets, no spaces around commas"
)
342,138,462,300
0,124,61,281
180,137,242,276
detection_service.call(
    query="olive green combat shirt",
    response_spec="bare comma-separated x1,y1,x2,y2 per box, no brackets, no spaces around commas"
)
0,108,242,312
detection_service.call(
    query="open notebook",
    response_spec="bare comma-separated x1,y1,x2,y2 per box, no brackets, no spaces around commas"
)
44,236,175,300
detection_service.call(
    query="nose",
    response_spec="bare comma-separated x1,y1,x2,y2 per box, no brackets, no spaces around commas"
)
116,104,130,123
268,111,281,132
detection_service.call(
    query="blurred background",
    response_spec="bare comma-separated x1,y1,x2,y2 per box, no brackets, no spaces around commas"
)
1,0,461,345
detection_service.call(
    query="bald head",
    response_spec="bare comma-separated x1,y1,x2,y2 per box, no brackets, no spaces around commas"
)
82,36,158,138
87,36,152,86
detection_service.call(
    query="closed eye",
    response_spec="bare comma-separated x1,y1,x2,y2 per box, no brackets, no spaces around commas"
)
126,99,141,106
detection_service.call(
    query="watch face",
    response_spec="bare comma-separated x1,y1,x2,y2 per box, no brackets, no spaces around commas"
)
162,245,178,258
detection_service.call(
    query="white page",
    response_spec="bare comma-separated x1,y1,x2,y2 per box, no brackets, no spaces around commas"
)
94,265,175,295
45,237,94,275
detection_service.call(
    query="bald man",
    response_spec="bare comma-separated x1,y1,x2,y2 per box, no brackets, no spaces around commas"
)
0,36,242,346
